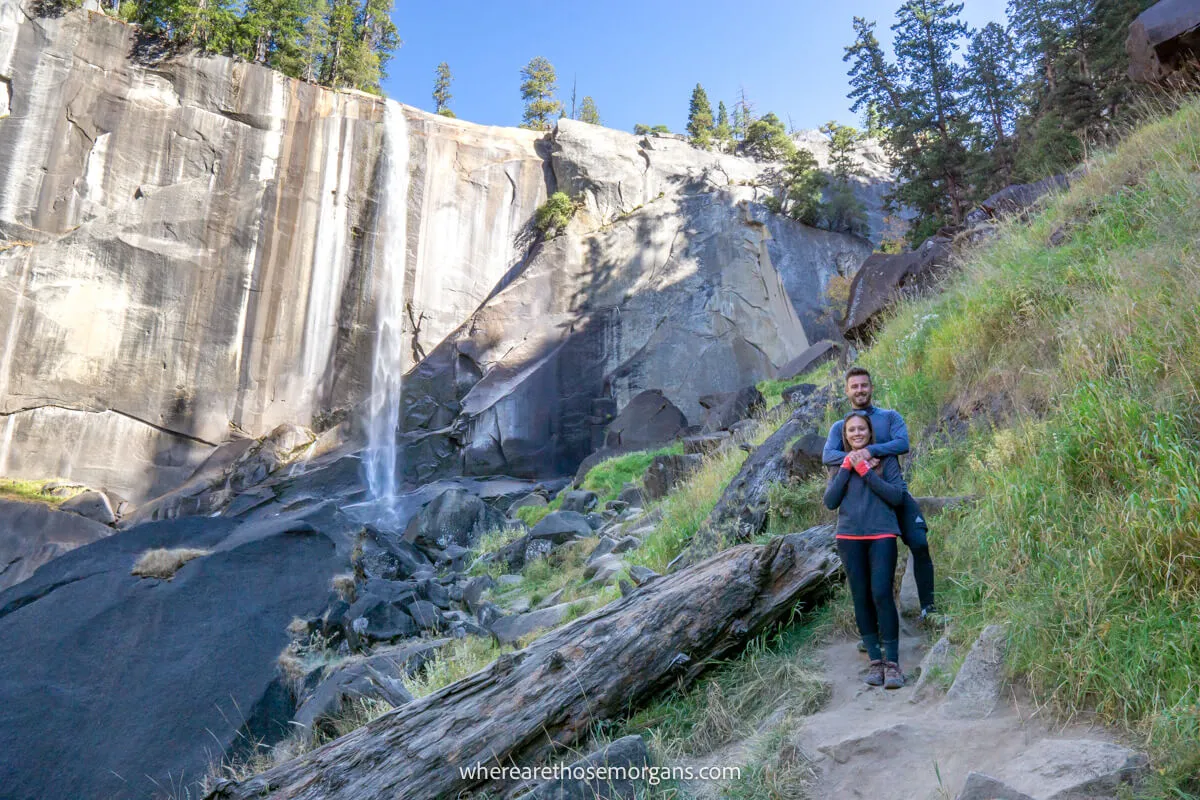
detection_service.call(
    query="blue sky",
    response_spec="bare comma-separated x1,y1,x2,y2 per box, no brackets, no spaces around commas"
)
380,0,1010,134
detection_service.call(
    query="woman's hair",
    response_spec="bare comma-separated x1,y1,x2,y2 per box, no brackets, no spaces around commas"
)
841,411,876,452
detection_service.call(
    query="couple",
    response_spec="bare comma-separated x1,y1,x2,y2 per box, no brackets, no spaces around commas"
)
822,366,936,690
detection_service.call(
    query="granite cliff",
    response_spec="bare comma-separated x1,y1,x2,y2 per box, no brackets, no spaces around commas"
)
0,5,880,504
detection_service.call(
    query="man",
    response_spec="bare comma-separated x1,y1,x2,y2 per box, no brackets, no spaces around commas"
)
823,367,936,620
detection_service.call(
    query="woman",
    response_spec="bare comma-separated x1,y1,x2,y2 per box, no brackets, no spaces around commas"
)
824,412,906,689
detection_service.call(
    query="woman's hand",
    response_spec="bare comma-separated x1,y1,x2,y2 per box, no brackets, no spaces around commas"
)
848,449,871,466
869,457,881,469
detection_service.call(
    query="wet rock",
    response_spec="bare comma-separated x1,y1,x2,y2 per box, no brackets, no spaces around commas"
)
942,624,1008,719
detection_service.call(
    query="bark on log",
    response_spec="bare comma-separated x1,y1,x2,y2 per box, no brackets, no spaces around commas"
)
207,528,840,800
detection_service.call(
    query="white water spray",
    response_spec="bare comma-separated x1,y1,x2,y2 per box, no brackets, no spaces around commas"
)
364,101,411,514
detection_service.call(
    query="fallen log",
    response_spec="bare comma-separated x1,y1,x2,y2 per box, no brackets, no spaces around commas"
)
207,527,840,800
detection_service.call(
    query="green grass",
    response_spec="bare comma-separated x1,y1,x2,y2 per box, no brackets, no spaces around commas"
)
602,606,832,761
579,443,684,504
0,477,80,506
843,98,1200,790
757,361,836,409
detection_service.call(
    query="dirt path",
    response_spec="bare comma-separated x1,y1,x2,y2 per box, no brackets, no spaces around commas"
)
679,622,1147,799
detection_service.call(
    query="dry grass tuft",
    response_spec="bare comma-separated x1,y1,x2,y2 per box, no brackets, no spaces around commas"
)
130,548,210,580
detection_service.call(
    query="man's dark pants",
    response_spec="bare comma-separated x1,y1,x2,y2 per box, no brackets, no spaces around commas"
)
898,493,935,611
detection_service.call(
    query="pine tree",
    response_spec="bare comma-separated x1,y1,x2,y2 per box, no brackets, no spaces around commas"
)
433,62,454,116
578,96,601,125
844,17,903,117
519,57,562,131
891,0,974,232
686,83,714,148
781,149,827,226
136,0,237,52
819,121,863,184
714,100,733,147
964,22,1020,189
743,112,796,161
296,0,329,83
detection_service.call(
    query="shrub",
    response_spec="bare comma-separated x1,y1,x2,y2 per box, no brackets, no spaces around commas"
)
534,192,580,235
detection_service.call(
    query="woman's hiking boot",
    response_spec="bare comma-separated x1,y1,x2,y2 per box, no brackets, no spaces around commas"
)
883,661,905,690
857,640,868,654
865,660,885,686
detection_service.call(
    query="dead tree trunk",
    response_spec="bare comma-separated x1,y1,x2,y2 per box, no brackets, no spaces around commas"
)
207,529,840,800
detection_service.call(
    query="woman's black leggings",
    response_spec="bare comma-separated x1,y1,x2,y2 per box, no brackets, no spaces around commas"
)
837,537,900,663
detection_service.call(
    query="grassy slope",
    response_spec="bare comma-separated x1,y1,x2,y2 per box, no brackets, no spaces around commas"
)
854,100,1200,784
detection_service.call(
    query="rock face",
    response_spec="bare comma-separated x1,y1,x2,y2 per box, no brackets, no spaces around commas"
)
0,7,546,501
0,505,359,800
0,7,881,503
0,498,115,591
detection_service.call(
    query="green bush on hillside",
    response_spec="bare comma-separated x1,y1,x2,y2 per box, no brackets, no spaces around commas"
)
534,192,580,235
855,99,1200,785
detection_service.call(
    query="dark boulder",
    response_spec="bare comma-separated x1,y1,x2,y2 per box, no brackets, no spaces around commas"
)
292,640,448,738
1127,0,1200,83
965,175,1070,226
58,490,117,525
682,432,731,454
559,490,598,514
673,386,837,568
782,383,819,404
785,433,828,481
843,234,954,342
462,575,496,613
699,386,765,433
528,512,594,544
0,506,355,800
604,390,688,449
357,525,432,581
404,488,505,550
0,499,115,592
642,454,703,501
777,340,841,382
617,483,645,507
515,735,653,800
344,594,419,644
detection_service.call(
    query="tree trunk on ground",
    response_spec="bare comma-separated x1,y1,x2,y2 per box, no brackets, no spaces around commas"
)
206,528,841,800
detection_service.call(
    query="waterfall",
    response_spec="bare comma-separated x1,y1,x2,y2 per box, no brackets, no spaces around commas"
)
364,101,411,514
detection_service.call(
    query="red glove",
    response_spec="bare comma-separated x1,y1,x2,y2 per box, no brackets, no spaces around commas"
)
854,459,871,477
842,455,853,470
